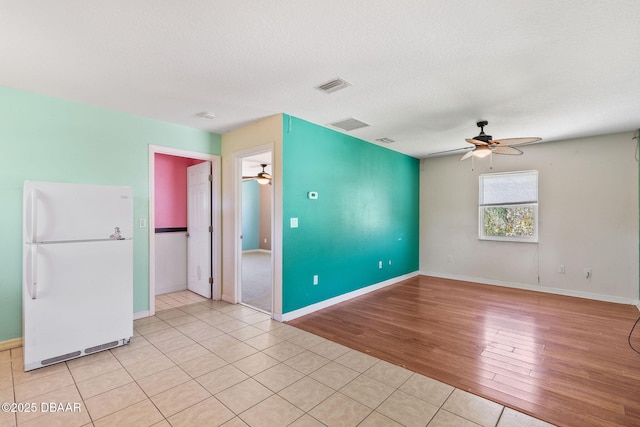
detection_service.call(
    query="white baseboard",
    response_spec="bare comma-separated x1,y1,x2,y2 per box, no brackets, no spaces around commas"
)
420,271,640,308
280,271,419,322
155,285,188,295
221,295,236,304
133,310,150,320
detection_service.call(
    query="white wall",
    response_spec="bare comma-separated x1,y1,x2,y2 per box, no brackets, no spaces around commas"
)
154,232,188,295
420,131,639,304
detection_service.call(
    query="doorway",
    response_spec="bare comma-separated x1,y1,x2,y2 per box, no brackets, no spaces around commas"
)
239,150,273,313
148,145,221,316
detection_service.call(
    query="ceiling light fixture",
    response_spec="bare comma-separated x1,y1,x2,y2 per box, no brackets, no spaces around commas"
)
256,164,272,185
461,121,541,161
197,111,216,120
472,146,492,158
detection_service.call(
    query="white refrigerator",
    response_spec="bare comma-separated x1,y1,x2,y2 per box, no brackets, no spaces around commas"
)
22,181,134,371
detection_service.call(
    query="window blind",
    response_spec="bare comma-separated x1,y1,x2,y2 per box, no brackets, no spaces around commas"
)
479,170,538,206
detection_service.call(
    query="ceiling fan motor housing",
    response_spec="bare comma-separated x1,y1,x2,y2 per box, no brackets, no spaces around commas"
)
475,121,492,142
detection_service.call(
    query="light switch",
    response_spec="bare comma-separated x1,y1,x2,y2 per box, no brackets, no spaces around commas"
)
290,218,299,228
308,191,318,199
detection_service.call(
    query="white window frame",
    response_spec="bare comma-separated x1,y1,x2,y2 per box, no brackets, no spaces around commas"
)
479,170,539,243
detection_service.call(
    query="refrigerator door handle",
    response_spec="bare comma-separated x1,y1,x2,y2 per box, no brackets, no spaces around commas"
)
24,245,38,299
25,188,38,243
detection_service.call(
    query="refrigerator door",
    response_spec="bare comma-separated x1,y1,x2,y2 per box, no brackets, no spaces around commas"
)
22,180,134,371
24,181,133,243
22,240,133,371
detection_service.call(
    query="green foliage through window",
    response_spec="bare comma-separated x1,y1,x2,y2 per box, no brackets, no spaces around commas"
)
483,206,535,237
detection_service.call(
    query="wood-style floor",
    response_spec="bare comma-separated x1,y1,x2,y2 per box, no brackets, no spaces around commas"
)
288,275,640,427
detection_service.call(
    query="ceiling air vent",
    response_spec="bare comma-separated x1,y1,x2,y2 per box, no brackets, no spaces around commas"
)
328,117,370,132
315,77,351,94
376,137,395,144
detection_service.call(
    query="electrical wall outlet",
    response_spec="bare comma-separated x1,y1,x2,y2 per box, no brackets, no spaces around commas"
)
313,275,318,285
559,265,565,274
378,261,383,269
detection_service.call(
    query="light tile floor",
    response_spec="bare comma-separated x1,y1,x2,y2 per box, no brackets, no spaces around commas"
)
155,290,210,311
0,298,555,426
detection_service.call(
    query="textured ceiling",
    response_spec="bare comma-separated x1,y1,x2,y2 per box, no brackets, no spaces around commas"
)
1,1,639,158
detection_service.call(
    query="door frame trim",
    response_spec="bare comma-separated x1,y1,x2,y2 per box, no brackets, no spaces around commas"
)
233,144,274,315
148,145,221,316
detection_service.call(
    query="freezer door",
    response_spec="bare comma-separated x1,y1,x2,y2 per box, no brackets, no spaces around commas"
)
24,181,133,243
22,240,133,371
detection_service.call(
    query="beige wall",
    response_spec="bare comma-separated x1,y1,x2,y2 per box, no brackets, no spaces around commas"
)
420,131,639,304
221,114,283,314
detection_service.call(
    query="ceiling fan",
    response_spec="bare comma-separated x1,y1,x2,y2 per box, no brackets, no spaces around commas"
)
460,121,541,161
243,163,272,185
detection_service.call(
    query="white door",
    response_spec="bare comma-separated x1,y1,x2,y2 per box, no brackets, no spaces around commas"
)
187,161,212,298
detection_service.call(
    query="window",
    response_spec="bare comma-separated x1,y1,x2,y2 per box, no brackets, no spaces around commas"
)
479,170,538,242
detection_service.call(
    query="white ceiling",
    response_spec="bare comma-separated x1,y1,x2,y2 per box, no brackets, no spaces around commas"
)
2,1,639,158
242,152,272,178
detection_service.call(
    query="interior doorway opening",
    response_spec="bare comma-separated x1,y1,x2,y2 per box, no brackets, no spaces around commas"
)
239,151,273,314
148,145,220,316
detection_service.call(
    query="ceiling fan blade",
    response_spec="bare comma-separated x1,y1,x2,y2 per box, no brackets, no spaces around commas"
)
465,138,489,146
492,146,523,156
491,137,541,146
460,150,475,161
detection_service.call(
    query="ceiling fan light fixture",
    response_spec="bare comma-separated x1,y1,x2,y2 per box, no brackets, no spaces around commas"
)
460,120,541,161
473,146,492,158
256,164,272,185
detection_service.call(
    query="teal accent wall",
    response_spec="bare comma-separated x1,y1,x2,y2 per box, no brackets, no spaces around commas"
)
242,180,260,250
282,115,419,313
0,86,221,341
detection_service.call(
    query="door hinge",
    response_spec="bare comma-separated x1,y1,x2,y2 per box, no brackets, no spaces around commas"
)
209,226,213,233
208,175,213,182
185,232,190,238
208,277,213,284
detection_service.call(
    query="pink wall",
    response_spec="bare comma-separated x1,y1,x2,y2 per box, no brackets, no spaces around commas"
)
154,153,205,229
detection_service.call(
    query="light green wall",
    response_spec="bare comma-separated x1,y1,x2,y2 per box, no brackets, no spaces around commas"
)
0,86,221,341
282,116,419,312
